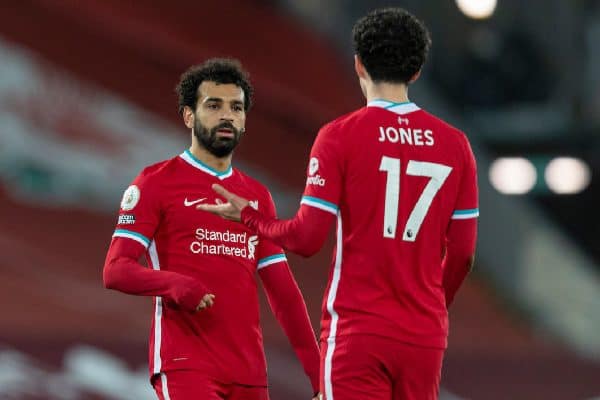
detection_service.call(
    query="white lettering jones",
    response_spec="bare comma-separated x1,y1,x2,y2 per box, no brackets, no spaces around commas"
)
378,127,435,146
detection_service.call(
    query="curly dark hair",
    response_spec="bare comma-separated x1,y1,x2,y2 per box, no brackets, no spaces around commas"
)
175,58,253,115
352,8,431,84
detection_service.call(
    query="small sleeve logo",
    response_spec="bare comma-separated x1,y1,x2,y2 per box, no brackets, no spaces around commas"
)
120,185,140,211
309,157,319,176
117,214,136,225
306,157,326,187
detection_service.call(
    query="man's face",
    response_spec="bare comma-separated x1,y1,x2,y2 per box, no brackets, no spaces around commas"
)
191,81,246,158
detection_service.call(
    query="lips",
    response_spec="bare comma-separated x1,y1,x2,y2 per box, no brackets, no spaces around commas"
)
216,129,235,138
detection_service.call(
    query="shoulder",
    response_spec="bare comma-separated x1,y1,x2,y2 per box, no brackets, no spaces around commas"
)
311,108,367,150
321,107,367,134
130,156,182,192
418,109,475,158
418,110,469,142
118,159,171,211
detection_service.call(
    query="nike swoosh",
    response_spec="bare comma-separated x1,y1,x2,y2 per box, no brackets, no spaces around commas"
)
184,197,207,207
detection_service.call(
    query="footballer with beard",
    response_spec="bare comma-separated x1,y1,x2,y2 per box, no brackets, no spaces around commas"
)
103,59,320,400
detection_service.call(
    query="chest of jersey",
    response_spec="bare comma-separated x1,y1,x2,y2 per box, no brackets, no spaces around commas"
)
156,171,262,268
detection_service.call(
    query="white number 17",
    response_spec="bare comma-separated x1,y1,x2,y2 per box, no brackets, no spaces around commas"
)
379,156,452,241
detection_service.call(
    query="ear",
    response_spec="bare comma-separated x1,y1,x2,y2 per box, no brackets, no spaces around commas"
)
408,69,422,84
354,55,367,80
183,106,195,129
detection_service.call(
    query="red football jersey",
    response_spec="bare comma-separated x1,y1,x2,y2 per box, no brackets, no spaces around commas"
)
112,150,288,385
300,100,479,350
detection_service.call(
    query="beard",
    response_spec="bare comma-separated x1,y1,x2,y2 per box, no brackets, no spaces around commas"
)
193,119,243,158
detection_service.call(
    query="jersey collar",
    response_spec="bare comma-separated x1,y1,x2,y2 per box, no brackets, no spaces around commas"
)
367,99,421,115
180,149,234,180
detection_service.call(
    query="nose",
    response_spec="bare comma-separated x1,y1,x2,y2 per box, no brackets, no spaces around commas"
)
219,107,235,122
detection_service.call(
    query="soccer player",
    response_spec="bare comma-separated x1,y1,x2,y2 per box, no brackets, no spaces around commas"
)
198,8,478,400
103,59,321,400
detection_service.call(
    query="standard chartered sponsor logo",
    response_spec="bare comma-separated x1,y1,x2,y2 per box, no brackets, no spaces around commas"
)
190,228,259,260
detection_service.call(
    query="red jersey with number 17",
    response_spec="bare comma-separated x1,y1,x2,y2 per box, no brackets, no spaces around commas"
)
300,100,479,349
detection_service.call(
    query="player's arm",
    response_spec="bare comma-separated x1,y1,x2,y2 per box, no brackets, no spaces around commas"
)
443,135,479,307
103,174,213,312
245,121,342,255
199,187,335,257
442,219,477,307
199,123,341,257
258,261,320,395
103,237,213,312
241,204,334,257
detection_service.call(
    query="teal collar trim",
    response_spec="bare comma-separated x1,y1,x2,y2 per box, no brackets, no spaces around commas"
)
180,149,233,180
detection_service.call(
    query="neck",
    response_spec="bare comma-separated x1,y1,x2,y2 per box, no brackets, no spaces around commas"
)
189,137,232,172
365,81,410,104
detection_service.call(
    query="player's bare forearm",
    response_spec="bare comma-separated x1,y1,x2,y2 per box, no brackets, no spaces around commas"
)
103,238,214,312
442,219,477,307
259,263,320,393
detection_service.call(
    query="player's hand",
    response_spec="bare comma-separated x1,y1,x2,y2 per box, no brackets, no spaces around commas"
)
195,294,215,311
196,184,249,222
312,393,322,400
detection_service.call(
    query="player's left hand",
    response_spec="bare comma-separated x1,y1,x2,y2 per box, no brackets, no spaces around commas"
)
312,393,322,400
196,184,249,222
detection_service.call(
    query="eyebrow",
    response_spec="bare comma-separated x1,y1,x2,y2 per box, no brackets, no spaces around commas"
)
202,97,224,104
202,97,244,106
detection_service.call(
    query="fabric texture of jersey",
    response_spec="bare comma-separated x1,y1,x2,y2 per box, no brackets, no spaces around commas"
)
301,100,479,352
112,150,288,385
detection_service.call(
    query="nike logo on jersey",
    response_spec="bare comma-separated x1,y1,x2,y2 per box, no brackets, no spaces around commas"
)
184,197,207,207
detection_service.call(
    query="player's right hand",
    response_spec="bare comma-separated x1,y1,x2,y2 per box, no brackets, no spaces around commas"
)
196,293,215,311
196,184,249,222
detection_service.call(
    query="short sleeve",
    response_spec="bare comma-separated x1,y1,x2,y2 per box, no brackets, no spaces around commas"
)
112,172,162,249
451,135,479,220
300,123,343,216
255,190,287,270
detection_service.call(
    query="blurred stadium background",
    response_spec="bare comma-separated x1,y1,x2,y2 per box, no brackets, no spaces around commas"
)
1,0,599,399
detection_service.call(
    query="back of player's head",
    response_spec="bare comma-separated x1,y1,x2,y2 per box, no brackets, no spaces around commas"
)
176,58,254,115
352,7,431,84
